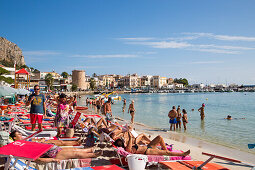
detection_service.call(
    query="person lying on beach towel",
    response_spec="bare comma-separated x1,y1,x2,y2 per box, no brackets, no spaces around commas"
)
10,130,82,146
114,132,190,156
10,130,102,163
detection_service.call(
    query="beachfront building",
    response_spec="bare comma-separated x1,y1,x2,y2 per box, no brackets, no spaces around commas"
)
167,78,174,85
174,83,184,89
151,76,168,89
98,74,115,89
120,73,139,88
141,75,153,89
192,83,205,89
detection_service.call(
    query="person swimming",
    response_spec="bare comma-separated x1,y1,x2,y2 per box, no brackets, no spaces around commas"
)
224,115,245,120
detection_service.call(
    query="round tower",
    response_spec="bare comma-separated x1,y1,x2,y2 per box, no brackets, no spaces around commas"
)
72,70,86,90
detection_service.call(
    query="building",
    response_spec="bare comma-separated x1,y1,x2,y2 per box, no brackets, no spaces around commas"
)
72,70,86,90
192,83,205,89
141,75,153,88
151,76,167,89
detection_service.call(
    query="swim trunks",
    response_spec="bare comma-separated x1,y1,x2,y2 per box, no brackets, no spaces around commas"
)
30,113,43,124
169,118,177,124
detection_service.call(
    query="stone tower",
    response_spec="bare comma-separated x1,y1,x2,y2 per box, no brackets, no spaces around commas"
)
72,70,86,90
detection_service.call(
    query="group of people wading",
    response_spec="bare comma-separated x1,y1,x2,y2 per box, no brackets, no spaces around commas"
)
168,103,205,131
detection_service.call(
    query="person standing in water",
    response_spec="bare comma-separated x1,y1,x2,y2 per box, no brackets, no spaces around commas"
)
122,98,126,112
128,100,136,124
182,109,188,130
198,103,205,120
168,106,177,131
176,105,182,129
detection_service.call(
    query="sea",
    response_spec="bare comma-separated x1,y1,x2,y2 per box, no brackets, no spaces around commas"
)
78,92,255,154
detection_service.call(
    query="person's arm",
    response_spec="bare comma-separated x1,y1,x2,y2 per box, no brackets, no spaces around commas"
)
35,158,60,163
198,107,201,112
67,97,74,105
26,96,35,106
127,104,130,113
126,132,133,153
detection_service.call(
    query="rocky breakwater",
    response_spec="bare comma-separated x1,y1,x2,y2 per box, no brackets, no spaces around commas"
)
0,37,25,66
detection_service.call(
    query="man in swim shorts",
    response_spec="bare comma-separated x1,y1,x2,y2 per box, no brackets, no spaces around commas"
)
104,97,113,124
168,106,177,131
26,85,46,131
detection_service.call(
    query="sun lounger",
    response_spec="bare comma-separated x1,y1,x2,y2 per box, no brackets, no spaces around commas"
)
112,146,191,167
0,140,53,170
12,124,57,137
10,158,37,170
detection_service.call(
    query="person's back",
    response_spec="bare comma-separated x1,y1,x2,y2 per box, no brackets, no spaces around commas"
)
168,106,177,131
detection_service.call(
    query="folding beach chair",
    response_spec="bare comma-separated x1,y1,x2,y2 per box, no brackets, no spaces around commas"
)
112,146,191,167
12,124,57,138
0,140,53,170
158,152,255,170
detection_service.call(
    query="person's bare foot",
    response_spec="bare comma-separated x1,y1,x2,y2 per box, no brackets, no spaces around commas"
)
183,150,190,156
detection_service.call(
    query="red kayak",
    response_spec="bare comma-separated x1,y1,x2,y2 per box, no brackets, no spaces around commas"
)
76,106,88,110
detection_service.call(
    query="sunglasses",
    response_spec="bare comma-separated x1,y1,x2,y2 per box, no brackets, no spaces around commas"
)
34,89,40,90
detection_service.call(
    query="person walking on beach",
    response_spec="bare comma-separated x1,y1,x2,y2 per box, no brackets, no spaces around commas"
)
182,109,188,130
96,98,101,114
128,100,136,124
176,105,182,129
168,106,177,131
198,103,205,120
26,85,46,131
104,97,113,123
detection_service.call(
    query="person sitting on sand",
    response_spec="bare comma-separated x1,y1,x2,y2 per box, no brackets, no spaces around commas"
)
168,106,177,131
114,132,190,156
10,130,102,163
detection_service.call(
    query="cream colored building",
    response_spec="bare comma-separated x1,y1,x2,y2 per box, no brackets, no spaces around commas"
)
151,76,167,89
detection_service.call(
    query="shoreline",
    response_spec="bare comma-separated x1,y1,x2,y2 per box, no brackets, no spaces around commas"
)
114,116,255,169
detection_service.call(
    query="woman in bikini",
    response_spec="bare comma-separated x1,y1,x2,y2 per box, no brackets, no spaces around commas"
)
128,100,136,124
182,109,188,130
114,132,190,156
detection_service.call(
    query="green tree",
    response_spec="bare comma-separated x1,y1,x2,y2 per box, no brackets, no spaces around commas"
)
90,78,96,90
61,72,69,78
0,67,14,84
174,78,189,86
45,73,54,90
71,84,77,91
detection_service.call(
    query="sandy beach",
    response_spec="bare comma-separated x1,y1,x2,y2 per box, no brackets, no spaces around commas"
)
114,117,255,170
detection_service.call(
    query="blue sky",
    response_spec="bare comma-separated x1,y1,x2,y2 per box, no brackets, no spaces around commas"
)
1,0,255,84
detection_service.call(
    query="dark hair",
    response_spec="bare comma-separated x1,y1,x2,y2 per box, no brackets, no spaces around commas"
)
172,106,176,109
59,93,67,99
10,130,18,140
34,85,39,89
182,109,187,114
108,97,112,101
113,139,124,148
227,115,231,118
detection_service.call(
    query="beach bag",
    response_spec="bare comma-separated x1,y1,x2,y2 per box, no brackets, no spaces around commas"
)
65,128,74,138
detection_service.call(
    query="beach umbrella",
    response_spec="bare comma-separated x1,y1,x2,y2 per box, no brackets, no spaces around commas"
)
0,86,15,98
16,88,30,95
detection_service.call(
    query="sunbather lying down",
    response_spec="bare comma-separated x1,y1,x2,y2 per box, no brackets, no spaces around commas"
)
114,132,190,157
10,130,102,163
10,130,82,146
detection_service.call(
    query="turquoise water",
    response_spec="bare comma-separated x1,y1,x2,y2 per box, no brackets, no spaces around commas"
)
79,93,255,154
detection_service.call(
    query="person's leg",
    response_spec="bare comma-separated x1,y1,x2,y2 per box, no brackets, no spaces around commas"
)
170,124,173,131
183,122,186,130
57,127,62,137
173,123,176,131
38,115,43,131
148,135,167,150
146,148,190,156
30,114,36,131
130,112,135,123
45,140,81,146
96,118,108,128
135,134,151,144
55,148,101,160
179,121,181,129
